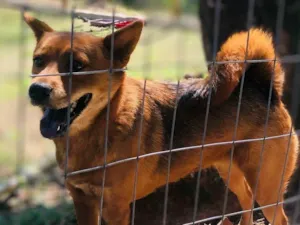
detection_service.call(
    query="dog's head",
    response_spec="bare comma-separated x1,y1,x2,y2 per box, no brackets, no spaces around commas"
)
24,13,143,139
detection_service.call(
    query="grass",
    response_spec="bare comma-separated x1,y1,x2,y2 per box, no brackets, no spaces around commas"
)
0,6,205,173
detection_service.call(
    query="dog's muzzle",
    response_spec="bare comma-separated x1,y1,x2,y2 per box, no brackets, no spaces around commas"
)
29,82,53,105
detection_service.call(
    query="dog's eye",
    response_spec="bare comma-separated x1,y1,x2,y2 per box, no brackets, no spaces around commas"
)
33,56,44,68
72,60,84,72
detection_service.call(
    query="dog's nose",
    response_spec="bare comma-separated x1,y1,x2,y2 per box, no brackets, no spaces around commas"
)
29,82,52,105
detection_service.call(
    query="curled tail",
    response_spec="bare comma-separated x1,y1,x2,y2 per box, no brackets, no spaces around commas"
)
185,28,285,106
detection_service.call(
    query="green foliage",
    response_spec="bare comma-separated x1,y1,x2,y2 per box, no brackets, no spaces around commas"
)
0,203,76,225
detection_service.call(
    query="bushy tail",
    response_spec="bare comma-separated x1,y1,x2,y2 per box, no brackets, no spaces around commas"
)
205,28,284,105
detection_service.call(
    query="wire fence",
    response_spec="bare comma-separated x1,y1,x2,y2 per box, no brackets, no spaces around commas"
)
1,0,300,225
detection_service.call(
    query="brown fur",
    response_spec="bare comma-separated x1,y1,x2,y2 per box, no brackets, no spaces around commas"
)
24,13,298,225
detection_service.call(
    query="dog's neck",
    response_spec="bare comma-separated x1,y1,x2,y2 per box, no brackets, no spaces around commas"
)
53,75,142,172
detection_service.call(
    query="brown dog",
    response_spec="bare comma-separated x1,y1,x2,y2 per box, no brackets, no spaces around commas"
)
24,13,298,225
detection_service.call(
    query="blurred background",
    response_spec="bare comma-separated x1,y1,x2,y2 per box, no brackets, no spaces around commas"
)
0,0,300,224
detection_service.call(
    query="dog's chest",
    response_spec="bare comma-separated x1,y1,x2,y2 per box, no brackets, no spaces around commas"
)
53,134,108,171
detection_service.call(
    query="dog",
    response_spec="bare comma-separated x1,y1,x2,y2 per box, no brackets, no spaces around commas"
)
24,13,298,225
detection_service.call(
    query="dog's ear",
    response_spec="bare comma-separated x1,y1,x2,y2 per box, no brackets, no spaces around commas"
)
23,12,54,41
103,20,143,65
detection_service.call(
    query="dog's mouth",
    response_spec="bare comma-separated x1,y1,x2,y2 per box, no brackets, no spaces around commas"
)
40,93,92,139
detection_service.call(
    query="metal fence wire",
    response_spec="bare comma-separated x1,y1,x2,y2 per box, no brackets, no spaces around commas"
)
1,0,300,225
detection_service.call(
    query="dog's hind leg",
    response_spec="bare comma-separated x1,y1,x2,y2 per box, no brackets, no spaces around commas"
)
215,160,254,225
240,137,298,225
243,165,288,225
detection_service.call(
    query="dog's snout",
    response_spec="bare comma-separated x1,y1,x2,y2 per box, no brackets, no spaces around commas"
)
29,82,53,105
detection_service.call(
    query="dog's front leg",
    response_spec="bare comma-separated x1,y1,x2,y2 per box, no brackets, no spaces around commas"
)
70,187,131,225
102,202,131,225
73,198,100,225
100,189,131,225
67,184,100,225
69,184,131,225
